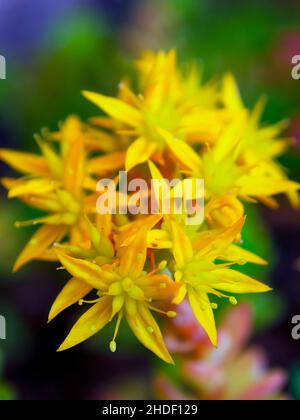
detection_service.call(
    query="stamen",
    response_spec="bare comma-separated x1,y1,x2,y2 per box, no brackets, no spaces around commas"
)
211,303,218,310
109,311,123,353
78,298,101,306
146,304,177,319
15,219,40,228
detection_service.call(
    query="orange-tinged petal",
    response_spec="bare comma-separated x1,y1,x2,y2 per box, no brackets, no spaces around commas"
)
126,137,157,171
287,190,300,209
125,302,174,364
117,215,162,249
85,125,119,152
0,148,50,176
37,248,58,262
55,251,115,290
13,224,66,272
57,296,112,351
188,288,218,347
119,226,148,278
137,274,177,300
87,152,125,175
63,136,85,198
82,91,142,127
20,194,63,213
48,277,92,322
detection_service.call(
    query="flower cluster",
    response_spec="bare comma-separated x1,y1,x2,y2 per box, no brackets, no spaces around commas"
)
1,50,298,364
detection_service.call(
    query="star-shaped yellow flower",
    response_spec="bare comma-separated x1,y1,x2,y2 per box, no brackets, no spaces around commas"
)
82,50,224,172
169,218,271,346
50,226,177,364
0,116,124,271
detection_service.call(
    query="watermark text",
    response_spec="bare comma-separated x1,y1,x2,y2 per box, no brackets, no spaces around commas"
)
291,55,300,80
0,55,6,80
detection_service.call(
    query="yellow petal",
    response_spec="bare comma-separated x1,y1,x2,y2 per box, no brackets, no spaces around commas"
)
55,251,114,290
126,302,174,364
158,128,202,174
225,244,268,266
287,190,300,209
172,283,187,304
188,288,218,347
57,296,112,351
111,295,125,319
147,229,172,249
48,277,92,322
221,73,244,111
126,137,157,171
170,221,193,267
239,178,300,197
213,269,272,294
212,116,247,164
82,91,142,127
36,137,63,178
194,217,246,260
8,178,58,198
13,224,66,272
0,148,50,176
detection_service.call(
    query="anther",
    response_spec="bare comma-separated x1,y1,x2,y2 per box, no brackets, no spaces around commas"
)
147,327,154,334
167,311,177,318
229,296,238,305
109,340,117,353
158,260,167,271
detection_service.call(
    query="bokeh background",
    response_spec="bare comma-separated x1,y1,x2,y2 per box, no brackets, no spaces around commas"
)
0,0,299,400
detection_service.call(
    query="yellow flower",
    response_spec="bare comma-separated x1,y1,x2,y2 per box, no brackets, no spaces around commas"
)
50,227,177,364
169,218,271,347
178,116,299,229
0,116,124,271
82,50,222,171
220,73,300,208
